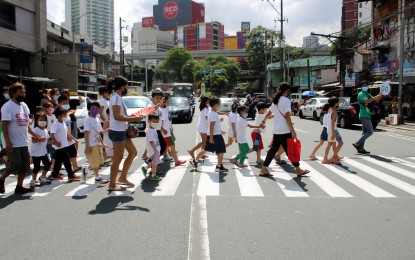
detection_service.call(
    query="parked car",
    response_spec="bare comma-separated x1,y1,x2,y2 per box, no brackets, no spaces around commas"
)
319,97,380,129
71,96,90,135
299,97,329,120
219,98,234,112
170,97,193,123
123,96,151,134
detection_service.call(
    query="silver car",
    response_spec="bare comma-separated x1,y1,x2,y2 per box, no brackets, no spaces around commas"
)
219,98,234,112
123,96,151,134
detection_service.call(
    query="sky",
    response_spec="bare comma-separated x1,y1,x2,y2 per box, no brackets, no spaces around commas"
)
46,0,342,51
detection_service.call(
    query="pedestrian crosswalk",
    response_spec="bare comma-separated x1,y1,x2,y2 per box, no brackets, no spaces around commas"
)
1,155,415,199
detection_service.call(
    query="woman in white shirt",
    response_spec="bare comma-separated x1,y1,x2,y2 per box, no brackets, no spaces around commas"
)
260,82,309,177
107,76,143,192
187,96,210,159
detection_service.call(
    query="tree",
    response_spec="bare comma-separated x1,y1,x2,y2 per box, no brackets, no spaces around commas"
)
160,47,193,82
329,25,371,56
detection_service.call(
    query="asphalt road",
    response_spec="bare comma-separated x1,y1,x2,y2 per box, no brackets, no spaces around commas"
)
1,107,415,260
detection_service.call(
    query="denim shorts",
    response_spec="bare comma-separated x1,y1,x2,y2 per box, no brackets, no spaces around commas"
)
320,127,328,141
328,129,343,143
109,130,127,144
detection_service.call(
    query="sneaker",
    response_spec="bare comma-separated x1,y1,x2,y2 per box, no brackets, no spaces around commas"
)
39,176,51,184
68,174,81,180
358,149,370,154
50,175,64,180
14,186,34,194
163,156,173,162
95,177,109,184
30,180,40,188
0,179,5,194
82,167,89,181
189,159,198,168
215,164,229,172
175,160,186,167
149,174,162,181
141,166,148,177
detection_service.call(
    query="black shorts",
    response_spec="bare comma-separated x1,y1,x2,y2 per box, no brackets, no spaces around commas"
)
66,144,77,158
204,135,226,154
4,147,31,175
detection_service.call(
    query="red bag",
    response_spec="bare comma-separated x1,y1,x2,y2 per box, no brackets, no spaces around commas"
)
287,138,301,162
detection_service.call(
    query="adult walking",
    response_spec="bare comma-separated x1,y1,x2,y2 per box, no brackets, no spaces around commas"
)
259,82,309,177
352,81,383,154
107,76,143,191
0,83,42,194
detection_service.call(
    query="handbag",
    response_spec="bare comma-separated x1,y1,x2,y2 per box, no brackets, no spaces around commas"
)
117,94,141,138
287,138,301,162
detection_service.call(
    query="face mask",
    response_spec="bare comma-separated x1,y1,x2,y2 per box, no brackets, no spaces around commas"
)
362,86,369,92
4,94,9,99
54,95,60,100
63,104,70,110
90,108,100,117
121,88,128,96
48,107,55,114
242,113,248,119
16,95,25,102
62,116,68,122
150,122,159,129
38,121,47,128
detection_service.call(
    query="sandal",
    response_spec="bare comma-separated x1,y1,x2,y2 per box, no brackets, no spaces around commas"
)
259,172,273,177
107,186,126,192
322,159,331,164
117,181,135,187
256,160,264,164
275,159,287,165
296,169,310,176
309,155,318,160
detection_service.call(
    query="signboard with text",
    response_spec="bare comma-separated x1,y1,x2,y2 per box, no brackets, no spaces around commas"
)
241,22,250,32
142,17,155,27
80,43,93,63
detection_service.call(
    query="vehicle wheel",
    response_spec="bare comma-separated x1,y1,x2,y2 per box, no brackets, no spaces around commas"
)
313,111,318,121
372,121,378,129
339,116,347,128
299,110,305,119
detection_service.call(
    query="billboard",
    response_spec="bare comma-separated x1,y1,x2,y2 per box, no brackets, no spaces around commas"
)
142,17,155,27
153,0,204,31
80,43,93,63
241,22,250,32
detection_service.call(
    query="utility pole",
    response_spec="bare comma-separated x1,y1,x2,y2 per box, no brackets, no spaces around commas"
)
286,52,290,84
280,0,286,82
119,17,124,75
307,59,311,91
264,31,268,96
398,0,405,123
340,6,346,97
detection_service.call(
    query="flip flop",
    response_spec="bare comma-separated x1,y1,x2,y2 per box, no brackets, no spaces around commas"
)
309,155,318,160
108,186,127,192
296,169,310,177
259,172,273,177
275,159,287,165
117,181,135,187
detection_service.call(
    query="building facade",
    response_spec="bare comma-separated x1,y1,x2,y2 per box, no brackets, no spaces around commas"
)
302,35,320,48
153,0,205,31
358,0,372,26
343,0,359,30
176,22,224,51
64,0,114,52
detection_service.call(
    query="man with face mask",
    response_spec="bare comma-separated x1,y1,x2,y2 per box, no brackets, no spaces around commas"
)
352,81,383,154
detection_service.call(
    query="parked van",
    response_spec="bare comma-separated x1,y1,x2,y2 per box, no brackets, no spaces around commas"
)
290,93,303,104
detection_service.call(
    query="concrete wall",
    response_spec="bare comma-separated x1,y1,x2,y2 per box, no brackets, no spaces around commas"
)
47,53,77,91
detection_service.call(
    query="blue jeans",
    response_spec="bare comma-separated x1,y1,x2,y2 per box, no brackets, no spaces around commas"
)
356,117,373,149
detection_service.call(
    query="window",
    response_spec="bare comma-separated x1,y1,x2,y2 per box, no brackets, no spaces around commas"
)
360,3,362,8
0,1,15,31
359,21,362,26
354,12,357,17
359,12,362,18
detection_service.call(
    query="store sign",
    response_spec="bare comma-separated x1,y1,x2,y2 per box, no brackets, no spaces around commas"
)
142,17,154,27
80,43,93,63
380,81,391,96
164,1,179,19
402,60,415,77
370,60,398,76
241,22,250,32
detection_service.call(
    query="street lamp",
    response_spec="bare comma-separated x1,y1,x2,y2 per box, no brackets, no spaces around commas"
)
72,11,94,54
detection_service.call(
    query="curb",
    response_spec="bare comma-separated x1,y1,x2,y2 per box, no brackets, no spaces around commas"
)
379,121,415,132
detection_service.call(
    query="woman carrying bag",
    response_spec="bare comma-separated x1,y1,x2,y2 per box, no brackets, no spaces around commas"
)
259,82,310,177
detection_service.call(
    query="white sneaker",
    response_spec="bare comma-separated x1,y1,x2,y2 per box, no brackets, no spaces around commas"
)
30,180,35,188
39,176,51,184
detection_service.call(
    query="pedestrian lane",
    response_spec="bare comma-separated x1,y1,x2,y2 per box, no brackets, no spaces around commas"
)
1,155,415,199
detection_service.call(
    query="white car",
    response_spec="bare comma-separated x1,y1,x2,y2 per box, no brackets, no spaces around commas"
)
219,98,234,112
299,97,329,121
123,96,151,134
71,96,90,135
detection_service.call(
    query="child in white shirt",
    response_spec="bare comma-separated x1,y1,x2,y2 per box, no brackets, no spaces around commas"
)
225,102,239,148
141,114,162,181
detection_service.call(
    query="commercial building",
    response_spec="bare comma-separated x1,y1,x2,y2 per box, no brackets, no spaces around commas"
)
64,0,114,52
302,34,320,48
176,21,224,51
153,0,205,31
358,0,372,26
342,0,359,30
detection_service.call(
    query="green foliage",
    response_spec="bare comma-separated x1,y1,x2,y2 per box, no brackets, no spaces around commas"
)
160,47,193,82
329,25,371,56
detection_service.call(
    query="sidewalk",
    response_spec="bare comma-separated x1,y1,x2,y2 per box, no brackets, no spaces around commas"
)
379,119,415,131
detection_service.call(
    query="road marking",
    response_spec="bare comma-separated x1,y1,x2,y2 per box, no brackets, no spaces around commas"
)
299,160,352,197
343,158,415,196
295,128,310,133
233,156,264,197
317,157,395,197
24,179,64,197
65,166,112,197
153,156,190,196
360,156,415,181
378,132,415,142
197,157,219,196
408,157,415,161
264,157,308,197
379,156,415,169
108,158,143,196
1,176,31,196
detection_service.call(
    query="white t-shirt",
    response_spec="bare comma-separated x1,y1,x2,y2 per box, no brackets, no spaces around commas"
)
160,107,172,137
145,128,160,156
207,111,221,136
236,116,249,143
322,113,328,128
84,116,103,147
50,121,68,150
228,112,238,137
46,114,57,132
254,113,266,133
65,116,75,146
147,102,162,130
109,93,128,131
99,97,109,121
197,107,209,133
270,96,291,134
0,101,30,148
31,127,49,157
